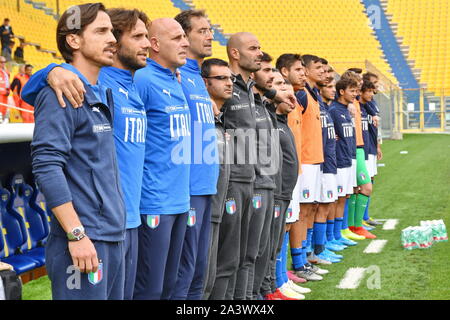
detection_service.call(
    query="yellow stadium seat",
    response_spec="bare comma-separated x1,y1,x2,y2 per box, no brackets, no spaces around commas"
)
386,0,449,95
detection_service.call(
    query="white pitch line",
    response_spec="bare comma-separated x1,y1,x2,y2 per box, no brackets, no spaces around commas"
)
336,267,367,289
383,219,399,230
364,240,388,254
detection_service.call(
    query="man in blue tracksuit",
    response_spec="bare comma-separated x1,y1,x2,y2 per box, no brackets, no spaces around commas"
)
31,4,126,300
22,9,151,300
132,18,191,300
173,10,219,300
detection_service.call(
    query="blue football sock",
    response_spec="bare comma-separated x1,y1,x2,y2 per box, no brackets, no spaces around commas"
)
363,197,371,221
342,199,349,230
301,240,308,267
334,217,343,240
327,219,335,241
282,232,289,284
306,228,314,250
276,232,289,287
313,222,327,255
275,251,284,288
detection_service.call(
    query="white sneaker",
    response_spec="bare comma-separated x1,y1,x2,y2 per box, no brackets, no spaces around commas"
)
287,280,311,294
280,283,306,300
307,264,329,275
295,269,323,281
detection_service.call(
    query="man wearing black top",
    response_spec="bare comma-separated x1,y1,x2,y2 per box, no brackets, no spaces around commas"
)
0,19,14,57
201,58,233,300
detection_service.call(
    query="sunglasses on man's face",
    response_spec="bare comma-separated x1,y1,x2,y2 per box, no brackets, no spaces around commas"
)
204,75,234,81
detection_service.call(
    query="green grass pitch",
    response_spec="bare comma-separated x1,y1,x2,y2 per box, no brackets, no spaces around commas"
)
22,134,450,300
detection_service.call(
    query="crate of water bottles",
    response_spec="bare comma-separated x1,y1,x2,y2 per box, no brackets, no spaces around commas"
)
401,220,448,250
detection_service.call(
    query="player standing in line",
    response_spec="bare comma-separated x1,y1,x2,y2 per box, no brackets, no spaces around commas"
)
287,54,327,281
172,9,219,300
263,73,311,300
329,78,361,250
246,52,280,300
362,72,383,227
209,32,294,300
133,18,192,300
340,70,376,239
31,3,126,300
314,75,346,264
276,53,308,283
209,32,262,300
319,79,357,248
22,8,152,300
200,58,233,299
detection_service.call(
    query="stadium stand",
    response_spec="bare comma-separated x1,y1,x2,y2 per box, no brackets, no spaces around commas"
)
191,0,397,83
0,0,61,71
384,0,450,95
8,174,48,266
0,186,40,275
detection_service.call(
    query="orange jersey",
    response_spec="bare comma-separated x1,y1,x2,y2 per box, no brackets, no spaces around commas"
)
354,100,364,146
300,89,324,164
287,100,303,174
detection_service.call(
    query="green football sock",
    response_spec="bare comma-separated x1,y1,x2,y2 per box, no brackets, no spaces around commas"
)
355,194,370,227
347,194,357,227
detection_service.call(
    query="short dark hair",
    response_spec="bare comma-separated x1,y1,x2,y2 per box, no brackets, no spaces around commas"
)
302,54,321,68
319,57,328,65
275,53,303,71
201,58,229,78
363,72,379,82
4,18,9,22
261,51,272,63
107,8,150,43
361,80,376,92
174,9,207,34
341,70,361,83
336,78,358,96
347,67,363,74
25,64,33,69
57,3,107,63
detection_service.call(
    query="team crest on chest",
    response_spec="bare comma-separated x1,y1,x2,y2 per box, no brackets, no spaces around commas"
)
327,190,334,199
338,186,343,194
360,173,366,181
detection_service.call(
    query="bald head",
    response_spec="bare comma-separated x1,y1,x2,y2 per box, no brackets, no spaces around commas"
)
226,32,262,79
148,18,189,71
226,32,257,57
150,18,178,38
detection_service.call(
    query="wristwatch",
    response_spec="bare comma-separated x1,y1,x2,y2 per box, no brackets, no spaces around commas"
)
67,226,86,241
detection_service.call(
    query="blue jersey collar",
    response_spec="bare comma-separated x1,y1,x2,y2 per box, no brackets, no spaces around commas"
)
61,63,105,106
147,58,178,78
102,66,134,84
185,58,200,72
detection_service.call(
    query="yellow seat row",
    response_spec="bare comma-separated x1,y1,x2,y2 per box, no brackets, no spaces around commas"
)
386,0,449,94
193,0,397,83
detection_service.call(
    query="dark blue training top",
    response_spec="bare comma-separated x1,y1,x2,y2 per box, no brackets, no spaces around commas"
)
320,102,337,174
364,100,379,156
31,64,126,242
329,100,356,169
360,103,370,160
